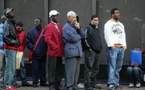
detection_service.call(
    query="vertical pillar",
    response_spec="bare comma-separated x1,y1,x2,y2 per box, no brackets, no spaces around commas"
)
0,0,4,16
43,0,49,25
92,0,97,15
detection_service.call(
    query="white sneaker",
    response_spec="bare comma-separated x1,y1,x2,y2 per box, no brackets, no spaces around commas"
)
77,83,84,89
128,83,134,88
136,83,141,88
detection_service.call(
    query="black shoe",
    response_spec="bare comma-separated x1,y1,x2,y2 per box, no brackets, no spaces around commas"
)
40,83,48,86
33,83,38,87
13,83,21,88
22,82,31,86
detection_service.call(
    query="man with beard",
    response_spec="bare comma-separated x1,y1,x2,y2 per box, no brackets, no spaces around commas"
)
44,10,64,90
27,18,47,87
104,8,127,90
3,8,20,90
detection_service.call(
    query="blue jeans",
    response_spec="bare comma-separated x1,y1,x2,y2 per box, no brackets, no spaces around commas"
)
13,59,27,84
127,66,143,84
4,49,16,87
106,47,124,86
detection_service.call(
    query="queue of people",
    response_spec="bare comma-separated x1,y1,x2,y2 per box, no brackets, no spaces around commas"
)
1,7,145,90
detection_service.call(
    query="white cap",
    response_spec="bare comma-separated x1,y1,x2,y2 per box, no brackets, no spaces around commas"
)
67,11,77,17
49,10,60,18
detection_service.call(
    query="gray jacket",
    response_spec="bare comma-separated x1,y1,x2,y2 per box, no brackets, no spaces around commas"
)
62,22,85,58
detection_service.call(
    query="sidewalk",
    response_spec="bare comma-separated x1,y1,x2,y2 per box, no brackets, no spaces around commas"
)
16,84,145,90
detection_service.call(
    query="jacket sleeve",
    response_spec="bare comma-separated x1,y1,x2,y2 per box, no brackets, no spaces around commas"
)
26,31,34,50
104,23,114,47
3,24,11,43
62,27,81,43
45,26,58,50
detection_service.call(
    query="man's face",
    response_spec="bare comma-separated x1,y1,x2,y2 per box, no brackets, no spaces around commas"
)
112,10,120,20
16,25,23,31
91,17,99,26
68,15,77,25
52,15,60,23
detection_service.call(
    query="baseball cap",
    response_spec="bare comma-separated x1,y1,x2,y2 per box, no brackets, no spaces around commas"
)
3,8,14,15
49,10,60,18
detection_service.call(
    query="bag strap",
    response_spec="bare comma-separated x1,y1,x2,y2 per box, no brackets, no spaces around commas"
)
33,29,44,50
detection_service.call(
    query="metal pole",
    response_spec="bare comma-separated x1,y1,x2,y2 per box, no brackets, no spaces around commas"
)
0,0,4,16
43,0,49,25
92,0,97,15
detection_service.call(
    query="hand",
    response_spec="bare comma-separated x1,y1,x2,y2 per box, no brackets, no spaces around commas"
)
123,46,127,50
74,22,80,29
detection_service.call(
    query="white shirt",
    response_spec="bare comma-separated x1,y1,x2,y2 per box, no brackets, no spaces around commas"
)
104,20,127,47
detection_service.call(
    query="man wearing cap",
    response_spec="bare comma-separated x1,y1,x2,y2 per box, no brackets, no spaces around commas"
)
3,8,19,89
0,15,7,84
26,18,47,87
62,11,85,90
44,10,64,90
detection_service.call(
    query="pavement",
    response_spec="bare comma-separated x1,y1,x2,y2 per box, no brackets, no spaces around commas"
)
1,83,144,90
1,81,145,90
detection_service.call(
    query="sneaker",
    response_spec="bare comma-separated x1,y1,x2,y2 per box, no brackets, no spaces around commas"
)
77,83,84,89
108,85,115,90
129,83,134,88
5,86,16,90
115,84,123,89
136,83,141,88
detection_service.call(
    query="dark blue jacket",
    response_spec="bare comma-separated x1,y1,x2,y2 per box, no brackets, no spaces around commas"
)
26,27,47,57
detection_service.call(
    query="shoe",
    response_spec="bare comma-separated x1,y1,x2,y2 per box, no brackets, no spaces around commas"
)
32,83,38,87
93,84,102,89
40,83,48,86
77,83,84,89
5,86,16,90
13,83,21,88
128,83,134,88
136,83,141,88
108,85,115,90
22,82,31,86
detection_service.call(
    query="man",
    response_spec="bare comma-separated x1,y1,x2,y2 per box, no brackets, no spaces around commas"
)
12,21,31,87
104,8,127,90
62,11,85,90
83,15,102,90
0,15,6,84
44,10,64,90
3,8,19,90
27,18,47,87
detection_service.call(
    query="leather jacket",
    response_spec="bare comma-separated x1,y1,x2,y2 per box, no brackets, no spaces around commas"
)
3,20,20,46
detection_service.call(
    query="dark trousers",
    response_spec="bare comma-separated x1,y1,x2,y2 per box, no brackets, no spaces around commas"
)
84,50,100,88
32,56,46,84
0,53,5,83
48,56,63,87
65,57,81,89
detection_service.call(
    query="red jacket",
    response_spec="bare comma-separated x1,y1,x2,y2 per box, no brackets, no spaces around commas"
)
45,22,64,57
16,30,26,52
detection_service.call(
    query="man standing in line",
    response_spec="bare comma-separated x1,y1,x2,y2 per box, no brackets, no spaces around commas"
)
83,15,102,90
104,8,127,90
44,10,64,90
27,18,47,87
3,8,20,90
62,11,85,90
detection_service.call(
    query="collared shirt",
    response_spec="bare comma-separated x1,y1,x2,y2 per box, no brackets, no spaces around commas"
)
51,21,60,32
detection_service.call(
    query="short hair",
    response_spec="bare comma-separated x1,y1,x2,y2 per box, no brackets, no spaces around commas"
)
91,15,99,20
15,21,23,27
111,8,119,15
67,11,77,17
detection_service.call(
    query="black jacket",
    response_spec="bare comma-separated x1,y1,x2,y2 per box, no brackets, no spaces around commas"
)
3,20,20,46
26,27,47,57
82,24,102,54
